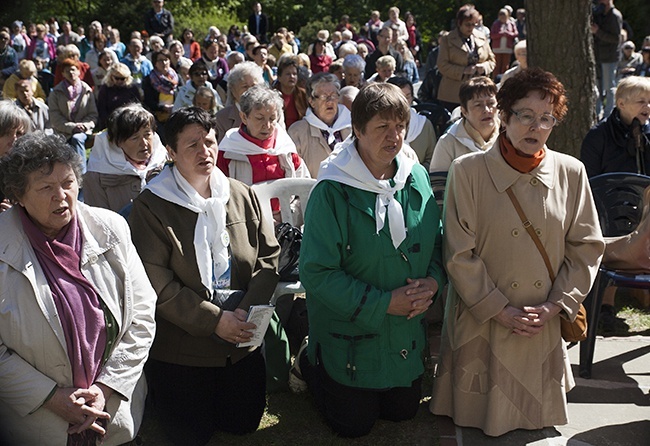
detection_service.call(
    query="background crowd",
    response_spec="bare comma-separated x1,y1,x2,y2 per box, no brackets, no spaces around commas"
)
0,1,649,445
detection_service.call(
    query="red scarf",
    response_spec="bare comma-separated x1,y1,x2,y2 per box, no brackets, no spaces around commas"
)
499,132,545,173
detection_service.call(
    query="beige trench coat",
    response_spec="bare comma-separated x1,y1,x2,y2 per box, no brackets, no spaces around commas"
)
288,119,352,178
436,29,495,105
430,142,604,436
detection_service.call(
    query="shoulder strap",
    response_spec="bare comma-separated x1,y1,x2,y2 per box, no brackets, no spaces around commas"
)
505,186,556,282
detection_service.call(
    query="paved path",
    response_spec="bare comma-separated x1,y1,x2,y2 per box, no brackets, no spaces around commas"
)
435,336,650,446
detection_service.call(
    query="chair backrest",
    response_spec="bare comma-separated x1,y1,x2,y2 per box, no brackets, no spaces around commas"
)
414,102,451,139
589,172,650,237
251,178,317,227
429,171,448,212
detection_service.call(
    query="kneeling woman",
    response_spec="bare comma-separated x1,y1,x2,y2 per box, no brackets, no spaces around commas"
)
0,132,156,445
299,83,446,438
129,108,280,446
85,104,168,213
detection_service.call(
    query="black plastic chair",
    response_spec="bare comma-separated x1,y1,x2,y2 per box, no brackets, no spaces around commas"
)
415,102,451,139
579,172,650,378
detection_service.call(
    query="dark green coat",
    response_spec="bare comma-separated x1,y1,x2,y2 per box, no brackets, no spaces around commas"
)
301,163,445,389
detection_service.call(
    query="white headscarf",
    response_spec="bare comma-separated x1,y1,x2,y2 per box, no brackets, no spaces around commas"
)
218,125,297,156
406,108,427,143
145,165,231,295
86,131,168,189
318,136,415,248
304,104,352,145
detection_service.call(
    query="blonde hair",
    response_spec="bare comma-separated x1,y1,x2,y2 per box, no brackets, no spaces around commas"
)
376,55,396,70
18,59,37,77
616,76,650,104
103,63,134,87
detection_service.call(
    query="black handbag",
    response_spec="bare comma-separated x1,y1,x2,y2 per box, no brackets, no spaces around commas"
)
211,289,246,311
275,222,301,282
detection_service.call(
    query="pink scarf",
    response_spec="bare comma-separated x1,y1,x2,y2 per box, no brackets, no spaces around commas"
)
149,67,178,95
64,79,83,121
20,208,107,445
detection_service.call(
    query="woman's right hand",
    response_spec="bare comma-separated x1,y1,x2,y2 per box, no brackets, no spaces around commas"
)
43,387,111,434
463,65,477,76
214,308,257,344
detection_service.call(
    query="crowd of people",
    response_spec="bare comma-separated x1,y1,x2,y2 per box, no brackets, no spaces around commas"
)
0,1,649,445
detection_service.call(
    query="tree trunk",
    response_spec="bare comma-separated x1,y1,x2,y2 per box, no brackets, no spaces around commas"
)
525,0,596,158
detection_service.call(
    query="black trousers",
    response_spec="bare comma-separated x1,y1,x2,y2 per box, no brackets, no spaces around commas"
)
300,350,422,438
146,349,266,446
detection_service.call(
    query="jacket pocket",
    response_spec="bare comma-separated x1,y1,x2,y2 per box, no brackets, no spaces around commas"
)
325,320,380,381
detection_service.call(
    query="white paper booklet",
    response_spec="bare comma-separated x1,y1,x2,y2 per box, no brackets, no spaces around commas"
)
236,305,275,348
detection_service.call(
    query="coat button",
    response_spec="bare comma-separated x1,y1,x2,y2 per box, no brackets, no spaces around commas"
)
511,281,519,289
511,229,520,237
89,254,98,263
530,178,539,186
534,280,543,289
535,228,542,237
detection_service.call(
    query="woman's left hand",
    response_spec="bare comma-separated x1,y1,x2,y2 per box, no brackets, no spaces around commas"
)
405,277,439,319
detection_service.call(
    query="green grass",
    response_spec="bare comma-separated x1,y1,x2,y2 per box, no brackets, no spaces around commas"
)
139,370,440,446
597,288,650,337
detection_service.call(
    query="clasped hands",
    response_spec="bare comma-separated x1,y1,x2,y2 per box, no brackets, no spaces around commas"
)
494,302,562,337
388,277,438,320
44,383,113,435
214,308,257,345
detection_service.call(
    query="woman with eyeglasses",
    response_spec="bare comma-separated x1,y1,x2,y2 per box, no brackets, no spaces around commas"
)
288,73,351,177
97,63,141,130
436,3,495,113
431,68,605,436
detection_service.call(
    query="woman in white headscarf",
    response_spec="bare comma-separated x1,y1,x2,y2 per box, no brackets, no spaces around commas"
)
84,104,167,213
295,83,446,438
288,72,352,177
128,107,279,445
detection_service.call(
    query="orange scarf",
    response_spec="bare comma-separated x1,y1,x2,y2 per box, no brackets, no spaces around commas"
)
499,132,545,173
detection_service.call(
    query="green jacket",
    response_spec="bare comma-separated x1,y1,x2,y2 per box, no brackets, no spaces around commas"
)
301,164,445,389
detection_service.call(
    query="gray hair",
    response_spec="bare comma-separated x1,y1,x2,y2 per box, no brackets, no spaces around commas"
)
0,132,83,202
307,72,341,99
226,61,264,105
239,84,283,117
337,42,358,59
0,100,32,137
343,54,366,73
168,39,184,53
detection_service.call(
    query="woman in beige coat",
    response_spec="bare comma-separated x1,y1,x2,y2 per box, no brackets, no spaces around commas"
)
288,73,351,177
436,4,495,112
430,76,499,173
431,68,605,436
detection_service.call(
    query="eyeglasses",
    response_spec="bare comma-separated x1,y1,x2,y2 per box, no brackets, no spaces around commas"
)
192,71,209,77
0,36,9,41
113,76,126,81
313,93,340,102
510,109,557,129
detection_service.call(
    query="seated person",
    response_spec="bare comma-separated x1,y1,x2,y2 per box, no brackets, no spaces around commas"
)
430,76,499,173
218,84,310,189
128,107,279,445
580,75,650,330
288,73,352,177
2,59,47,102
581,76,650,177
85,104,168,212
387,76,437,169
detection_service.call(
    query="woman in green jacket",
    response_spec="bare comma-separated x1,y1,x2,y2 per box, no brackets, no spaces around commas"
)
297,83,446,438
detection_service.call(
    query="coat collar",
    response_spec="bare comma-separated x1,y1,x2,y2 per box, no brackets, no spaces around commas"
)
485,139,557,193
447,28,488,50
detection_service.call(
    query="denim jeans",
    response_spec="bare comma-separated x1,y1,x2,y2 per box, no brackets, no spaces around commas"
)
68,133,88,174
597,61,617,119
